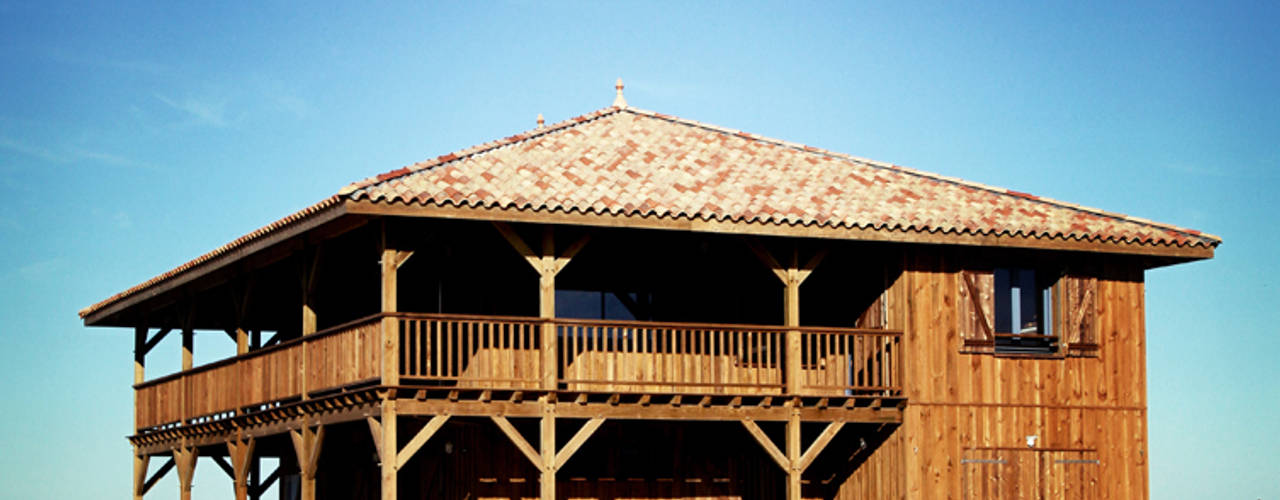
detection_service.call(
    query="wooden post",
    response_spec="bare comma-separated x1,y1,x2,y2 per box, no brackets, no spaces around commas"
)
380,230,403,388
228,437,255,500
786,408,802,500
540,399,557,500
746,241,825,395
539,228,557,390
290,425,324,500
301,248,319,336
132,453,149,500
493,223,590,391
173,445,198,500
784,257,802,394
380,401,398,500
181,327,193,371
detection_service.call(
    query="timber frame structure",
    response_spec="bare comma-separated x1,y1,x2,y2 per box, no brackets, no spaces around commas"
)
84,83,1217,499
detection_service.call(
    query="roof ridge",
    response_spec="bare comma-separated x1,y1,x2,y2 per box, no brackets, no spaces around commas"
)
618,107,1220,244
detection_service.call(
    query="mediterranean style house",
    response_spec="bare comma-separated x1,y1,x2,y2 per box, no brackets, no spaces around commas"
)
82,81,1218,499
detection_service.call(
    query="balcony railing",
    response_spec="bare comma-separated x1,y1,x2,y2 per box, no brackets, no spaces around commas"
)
135,312,902,431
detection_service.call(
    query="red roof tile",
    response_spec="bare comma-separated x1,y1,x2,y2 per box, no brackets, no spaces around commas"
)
343,106,1220,249
81,105,1219,320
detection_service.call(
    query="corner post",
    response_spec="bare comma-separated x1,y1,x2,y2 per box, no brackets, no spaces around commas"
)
132,453,149,500
380,221,402,387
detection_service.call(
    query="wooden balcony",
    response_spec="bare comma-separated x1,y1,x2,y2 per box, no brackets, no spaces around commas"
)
134,313,902,432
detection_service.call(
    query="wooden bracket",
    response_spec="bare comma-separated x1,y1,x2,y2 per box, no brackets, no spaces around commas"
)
797,421,844,471
554,417,605,470
493,222,589,277
490,415,543,470
396,414,450,469
741,419,789,471
289,425,324,479
139,457,175,496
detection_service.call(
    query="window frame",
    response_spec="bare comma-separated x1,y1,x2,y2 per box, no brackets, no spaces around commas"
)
958,259,1098,358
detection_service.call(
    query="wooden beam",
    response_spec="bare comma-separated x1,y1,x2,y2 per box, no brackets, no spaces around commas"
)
554,417,605,470
141,457,175,497
141,327,172,356
797,421,844,472
744,237,788,284
740,419,789,471
366,416,384,464
552,234,591,275
490,415,543,470
396,414,450,469
250,465,280,498
212,454,234,478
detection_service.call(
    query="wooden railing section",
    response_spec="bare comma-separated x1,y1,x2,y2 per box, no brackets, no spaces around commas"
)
800,327,901,395
557,319,785,394
134,315,382,430
398,313,544,389
135,313,902,431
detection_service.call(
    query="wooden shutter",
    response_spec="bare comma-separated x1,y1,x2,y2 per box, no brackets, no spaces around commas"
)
1062,275,1099,357
958,270,995,352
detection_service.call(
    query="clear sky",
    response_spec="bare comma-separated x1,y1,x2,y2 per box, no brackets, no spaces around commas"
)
1,2,1276,499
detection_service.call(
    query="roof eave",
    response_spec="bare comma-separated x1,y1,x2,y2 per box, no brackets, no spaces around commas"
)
345,199,1216,261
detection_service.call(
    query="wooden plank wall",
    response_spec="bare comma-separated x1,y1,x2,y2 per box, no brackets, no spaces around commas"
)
836,249,1149,499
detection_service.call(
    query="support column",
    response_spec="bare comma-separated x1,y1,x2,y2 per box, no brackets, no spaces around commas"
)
538,228,557,390
745,241,825,395
301,248,320,336
133,326,147,500
380,401,398,500
290,425,324,500
132,454,149,500
228,437,255,500
173,445,198,500
181,327,193,371
786,409,801,500
540,399,557,500
493,222,589,391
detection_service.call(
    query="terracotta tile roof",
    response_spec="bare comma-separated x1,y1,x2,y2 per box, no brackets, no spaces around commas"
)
343,106,1220,249
82,104,1219,320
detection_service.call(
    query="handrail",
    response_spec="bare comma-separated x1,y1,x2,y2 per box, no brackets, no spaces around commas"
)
137,312,902,389
134,312,385,389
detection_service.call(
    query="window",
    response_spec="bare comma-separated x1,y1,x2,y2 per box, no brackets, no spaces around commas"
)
992,268,1055,354
959,265,1096,357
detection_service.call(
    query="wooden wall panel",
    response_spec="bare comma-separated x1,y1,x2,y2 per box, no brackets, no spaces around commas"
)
901,250,1147,409
885,249,1150,499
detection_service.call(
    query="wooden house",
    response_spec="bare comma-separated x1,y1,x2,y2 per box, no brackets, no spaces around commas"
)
81,82,1219,499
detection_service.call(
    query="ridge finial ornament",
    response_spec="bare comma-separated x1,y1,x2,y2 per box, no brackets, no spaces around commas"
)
536,113,545,128
613,78,627,108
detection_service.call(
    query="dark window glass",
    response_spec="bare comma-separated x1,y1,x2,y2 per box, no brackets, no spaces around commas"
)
993,268,1055,354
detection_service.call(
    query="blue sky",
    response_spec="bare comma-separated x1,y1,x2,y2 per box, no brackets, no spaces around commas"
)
1,2,1276,498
